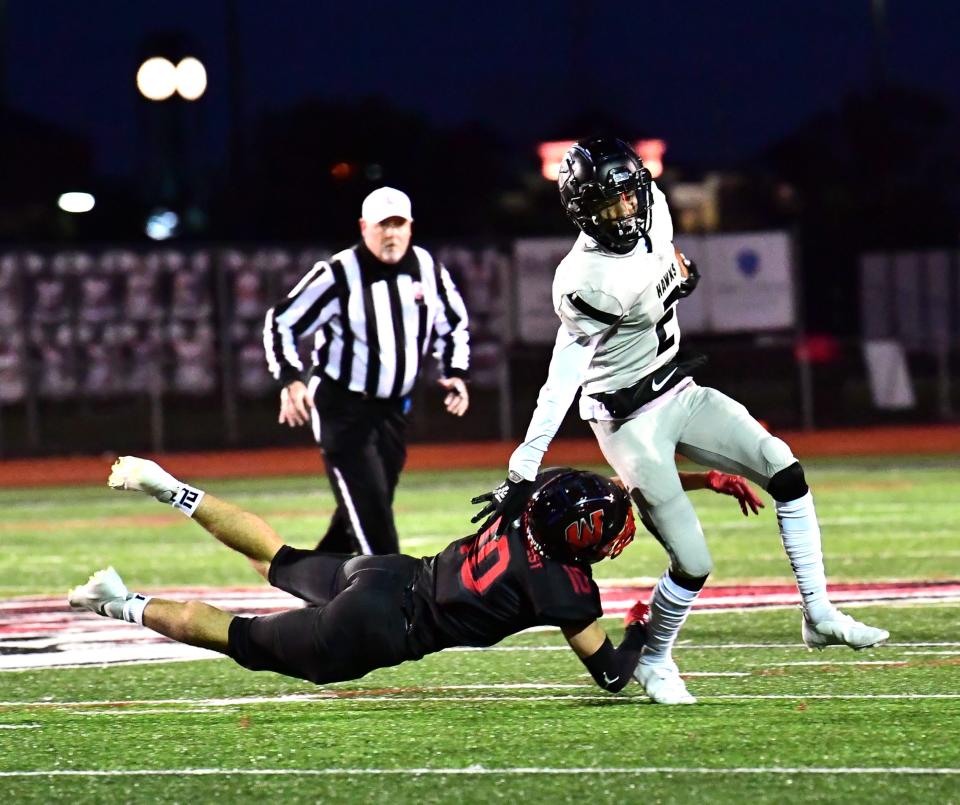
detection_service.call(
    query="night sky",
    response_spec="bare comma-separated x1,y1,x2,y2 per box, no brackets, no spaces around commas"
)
5,0,960,178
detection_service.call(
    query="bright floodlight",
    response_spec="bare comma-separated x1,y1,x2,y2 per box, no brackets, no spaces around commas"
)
137,57,177,101
58,192,95,213
176,57,207,101
145,209,180,240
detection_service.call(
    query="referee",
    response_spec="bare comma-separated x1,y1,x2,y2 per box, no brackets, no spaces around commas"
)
263,187,471,555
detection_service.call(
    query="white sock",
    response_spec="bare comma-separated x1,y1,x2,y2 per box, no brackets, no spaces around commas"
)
776,491,833,622
100,592,151,624
119,593,152,625
639,573,700,665
170,484,205,518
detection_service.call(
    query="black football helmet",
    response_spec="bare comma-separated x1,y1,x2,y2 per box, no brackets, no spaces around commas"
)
557,137,654,254
522,470,636,564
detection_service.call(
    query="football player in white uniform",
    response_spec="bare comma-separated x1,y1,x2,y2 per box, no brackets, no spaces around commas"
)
472,138,888,705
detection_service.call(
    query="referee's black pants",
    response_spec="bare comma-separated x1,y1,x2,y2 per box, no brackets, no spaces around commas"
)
312,377,408,554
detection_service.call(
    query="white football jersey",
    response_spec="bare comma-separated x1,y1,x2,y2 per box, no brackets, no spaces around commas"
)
554,182,683,397
508,182,686,480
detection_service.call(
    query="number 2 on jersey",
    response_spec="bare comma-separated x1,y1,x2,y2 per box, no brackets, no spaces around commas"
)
655,283,682,356
460,519,511,594
655,304,680,356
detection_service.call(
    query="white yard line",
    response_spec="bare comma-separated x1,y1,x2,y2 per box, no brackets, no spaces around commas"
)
2,691,960,710
705,693,960,700
680,641,960,649
451,641,960,652
752,660,909,668
0,724,40,729
0,766,958,778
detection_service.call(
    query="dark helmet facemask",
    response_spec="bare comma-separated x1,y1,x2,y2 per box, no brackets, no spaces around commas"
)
559,139,654,255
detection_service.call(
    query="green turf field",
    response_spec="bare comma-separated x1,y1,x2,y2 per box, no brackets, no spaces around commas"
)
2,457,959,803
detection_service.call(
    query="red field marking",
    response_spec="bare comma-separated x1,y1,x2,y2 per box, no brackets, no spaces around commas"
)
2,424,960,487
1,581,957,671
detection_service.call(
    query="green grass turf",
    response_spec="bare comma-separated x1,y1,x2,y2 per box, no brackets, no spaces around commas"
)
2,457,959,595
1,606,958,803
1,456,959,802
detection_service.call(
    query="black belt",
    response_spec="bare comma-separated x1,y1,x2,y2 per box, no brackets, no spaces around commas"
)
589,350,707,419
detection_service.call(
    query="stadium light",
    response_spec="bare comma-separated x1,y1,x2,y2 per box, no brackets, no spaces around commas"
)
145,209,180,240
635,139,666,179
57,192,96,214
137,57,177,101
137,56,207,101
538,139,667,181
175,57,207,101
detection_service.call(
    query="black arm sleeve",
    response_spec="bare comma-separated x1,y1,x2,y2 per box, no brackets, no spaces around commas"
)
580,624,647,693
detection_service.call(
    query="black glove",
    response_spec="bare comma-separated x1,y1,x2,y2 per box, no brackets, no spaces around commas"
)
677,254,700,298
470,473,534,533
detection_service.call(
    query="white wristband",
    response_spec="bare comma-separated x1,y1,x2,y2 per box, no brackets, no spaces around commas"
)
122,593,152,626
171,484,205,517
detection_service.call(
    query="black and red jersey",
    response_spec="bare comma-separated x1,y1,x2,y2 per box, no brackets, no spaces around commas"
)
412,515,603,649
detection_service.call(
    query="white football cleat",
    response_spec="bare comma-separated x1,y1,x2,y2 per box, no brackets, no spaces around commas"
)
633,659,697,705
802,609,889,651
108,456,179,503
67,567,129,618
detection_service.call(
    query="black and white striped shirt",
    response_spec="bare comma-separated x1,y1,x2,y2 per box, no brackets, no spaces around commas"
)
264,242,470,398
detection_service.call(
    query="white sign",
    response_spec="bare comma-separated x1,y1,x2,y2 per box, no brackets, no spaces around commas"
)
695,231,795,333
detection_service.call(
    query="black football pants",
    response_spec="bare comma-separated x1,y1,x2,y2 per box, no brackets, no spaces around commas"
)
227,548,425,684
312,378,408,555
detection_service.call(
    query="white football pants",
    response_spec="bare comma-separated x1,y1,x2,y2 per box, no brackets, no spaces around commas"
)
590,383,796,578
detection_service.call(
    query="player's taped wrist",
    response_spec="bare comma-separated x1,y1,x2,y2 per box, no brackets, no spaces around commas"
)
169,484,205,517
581,625,647,693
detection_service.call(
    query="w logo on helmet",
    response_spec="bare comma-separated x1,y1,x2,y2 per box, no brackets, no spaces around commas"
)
565,509,604,548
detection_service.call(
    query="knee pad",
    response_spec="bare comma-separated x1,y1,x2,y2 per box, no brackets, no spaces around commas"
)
668,568,709,592
766,461,808,502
